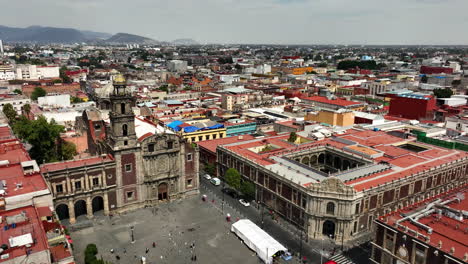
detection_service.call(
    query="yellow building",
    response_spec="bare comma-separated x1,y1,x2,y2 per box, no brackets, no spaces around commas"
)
181,127,227,143
305,109,355,127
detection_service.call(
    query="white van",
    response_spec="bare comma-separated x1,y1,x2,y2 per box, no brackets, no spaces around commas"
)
210,177,221,186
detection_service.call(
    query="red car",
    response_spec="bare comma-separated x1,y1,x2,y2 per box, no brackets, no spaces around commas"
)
324,261,337,264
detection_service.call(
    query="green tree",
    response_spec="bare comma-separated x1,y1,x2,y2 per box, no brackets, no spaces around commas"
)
84,244,98,264
60,66,72,83
433,88,454,98
204,163,215,176
13,116,65,163
225,168,241,190
420,75,428,84
13,89,22,95
31,87,47,100
240,180,255,200
159,85,169,92
59,140,77,160
71,96,84,104
2,103,17,122
288,131,297,143
23,104,31,118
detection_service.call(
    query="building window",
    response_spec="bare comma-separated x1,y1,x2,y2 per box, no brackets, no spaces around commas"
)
148,143,155,152
75,181,82,191
127,191,134,200
414,244,426,264
122,124,128,136
213,134,217,139
56,184,63,193
187,153,192,161
94,123,101,130
120,103,126,114
355,203,360,214
219,133,224,138
168,141,173,149
191,137,195,142
187,179,193,187
326,202,335,215
92,178,99,186
124,140,128,146
107,174,113,179
198,136,203,141
125,164,132,172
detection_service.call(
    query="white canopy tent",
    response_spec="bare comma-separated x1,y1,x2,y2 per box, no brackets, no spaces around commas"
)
231,219,288,264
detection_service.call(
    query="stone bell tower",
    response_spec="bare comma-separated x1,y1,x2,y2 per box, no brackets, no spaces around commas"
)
107,74,143,211
108,74,137,150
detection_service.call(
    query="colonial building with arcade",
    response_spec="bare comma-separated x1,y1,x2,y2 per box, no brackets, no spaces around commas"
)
41,75,199,223
216,130,468,245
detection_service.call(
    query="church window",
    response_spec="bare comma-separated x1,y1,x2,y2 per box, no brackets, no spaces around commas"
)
56,184,63,194
92,178,99,186
167,141,173,149
74,181,82,191
187,153,192,161
120,103,126,114
122,124,128,136
125,164,132,172
148,143,155,152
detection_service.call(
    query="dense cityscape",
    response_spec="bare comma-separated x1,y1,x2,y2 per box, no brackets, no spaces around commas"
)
0,23,467,264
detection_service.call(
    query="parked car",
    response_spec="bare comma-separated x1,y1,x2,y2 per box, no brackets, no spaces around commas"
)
203,174,211,180
222,188,238,198
210,177,221,186
239,199,250,207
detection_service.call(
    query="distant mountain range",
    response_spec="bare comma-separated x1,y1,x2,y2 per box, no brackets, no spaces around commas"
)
0,25,198,45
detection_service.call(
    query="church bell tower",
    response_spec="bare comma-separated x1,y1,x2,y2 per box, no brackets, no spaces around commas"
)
108,74,137,150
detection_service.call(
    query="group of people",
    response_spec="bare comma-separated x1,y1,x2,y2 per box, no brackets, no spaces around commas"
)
109,241,157,261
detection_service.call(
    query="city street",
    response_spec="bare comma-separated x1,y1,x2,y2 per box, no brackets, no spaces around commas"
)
200,177,371,264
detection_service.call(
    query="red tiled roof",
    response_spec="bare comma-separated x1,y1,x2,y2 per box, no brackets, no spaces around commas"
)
197,135,255,153
41,154,114,172
301,96,363,107
0,206,49,263
381,185,468,261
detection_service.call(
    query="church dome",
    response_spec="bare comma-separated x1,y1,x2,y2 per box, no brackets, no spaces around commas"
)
113,74,126,84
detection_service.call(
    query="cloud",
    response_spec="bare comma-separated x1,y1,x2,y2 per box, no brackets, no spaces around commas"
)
0,0,466,44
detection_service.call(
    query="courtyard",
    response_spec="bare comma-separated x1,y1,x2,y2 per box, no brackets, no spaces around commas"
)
69,196,264,264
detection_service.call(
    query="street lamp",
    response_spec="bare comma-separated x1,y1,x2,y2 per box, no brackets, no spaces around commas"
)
130,226,135,244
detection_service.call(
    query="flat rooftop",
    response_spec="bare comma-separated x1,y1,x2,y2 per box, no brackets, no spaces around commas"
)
381,185,468,261
0,206,49,263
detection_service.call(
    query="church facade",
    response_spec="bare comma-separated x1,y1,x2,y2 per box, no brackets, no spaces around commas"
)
41,75,199,223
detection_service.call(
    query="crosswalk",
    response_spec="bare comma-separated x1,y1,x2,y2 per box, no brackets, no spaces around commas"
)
328,254,355,264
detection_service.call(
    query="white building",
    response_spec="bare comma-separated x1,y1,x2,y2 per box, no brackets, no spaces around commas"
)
38,94,71,108
167,60,188,72
0,65,15,81
219,74,240,84
0,96,31,114
16,65,60,80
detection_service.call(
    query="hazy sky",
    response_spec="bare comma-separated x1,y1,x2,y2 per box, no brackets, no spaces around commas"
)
1,0,467,44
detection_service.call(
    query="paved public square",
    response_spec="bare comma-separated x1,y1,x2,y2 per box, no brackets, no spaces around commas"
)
69,196,262,264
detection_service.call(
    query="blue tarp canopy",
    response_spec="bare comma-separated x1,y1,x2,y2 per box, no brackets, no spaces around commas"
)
167,120,183,130
184,126,200,133
206,124,224,129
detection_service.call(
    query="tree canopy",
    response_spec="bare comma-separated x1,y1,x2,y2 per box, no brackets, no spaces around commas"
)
31,87,47,100
2,103,17,122
13,116,76,163
59,66,72,83
433,88,454,99
13,89,22,95
225,168,241,190
240,180,255,200
337,60,377,70
288,132,297,143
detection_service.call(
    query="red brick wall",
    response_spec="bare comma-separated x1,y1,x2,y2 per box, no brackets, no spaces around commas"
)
121,153,136,186
108,191,117,210
106,168,116,186
22,83,81,97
